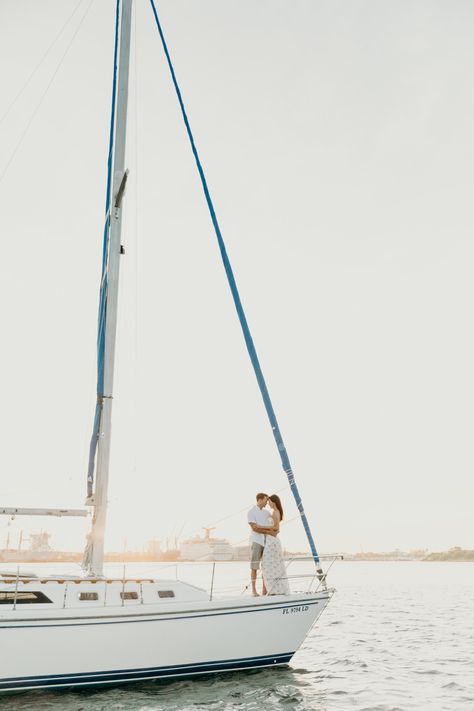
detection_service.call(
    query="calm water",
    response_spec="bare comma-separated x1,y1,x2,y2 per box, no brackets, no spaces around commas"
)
0,561,472,711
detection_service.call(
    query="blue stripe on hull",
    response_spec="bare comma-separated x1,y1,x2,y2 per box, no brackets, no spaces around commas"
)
0,652,295,692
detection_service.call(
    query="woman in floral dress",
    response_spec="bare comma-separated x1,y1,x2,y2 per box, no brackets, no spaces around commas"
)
261,494,290,595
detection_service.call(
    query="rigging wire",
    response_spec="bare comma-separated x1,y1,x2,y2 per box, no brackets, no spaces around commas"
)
228,511,303,550
0,0,86,126
0,0,97,186
147,0,322,569
165,484,317,563
172,512,304,565
203,485,290,532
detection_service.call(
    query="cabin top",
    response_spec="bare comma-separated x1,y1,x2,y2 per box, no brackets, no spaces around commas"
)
0,578,209,611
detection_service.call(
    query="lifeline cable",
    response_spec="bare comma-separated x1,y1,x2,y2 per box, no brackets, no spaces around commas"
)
148,0,322,570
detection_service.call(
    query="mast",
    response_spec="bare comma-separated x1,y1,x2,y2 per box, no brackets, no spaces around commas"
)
87,0,133,577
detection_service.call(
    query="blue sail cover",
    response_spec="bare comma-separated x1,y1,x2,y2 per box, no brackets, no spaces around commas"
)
148,0,322,566
87,0,121,498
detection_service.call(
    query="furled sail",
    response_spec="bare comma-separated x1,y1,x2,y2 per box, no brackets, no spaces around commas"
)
86,0,121,501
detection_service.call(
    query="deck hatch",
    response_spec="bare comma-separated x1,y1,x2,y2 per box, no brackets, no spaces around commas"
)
78,592,99,601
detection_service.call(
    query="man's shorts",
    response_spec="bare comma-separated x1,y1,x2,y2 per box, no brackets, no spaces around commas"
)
250,542,264,570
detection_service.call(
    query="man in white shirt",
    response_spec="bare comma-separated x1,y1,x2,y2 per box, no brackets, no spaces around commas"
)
247,492,270,596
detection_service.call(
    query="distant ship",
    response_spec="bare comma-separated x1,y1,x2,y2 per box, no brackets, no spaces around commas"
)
180,528,234,561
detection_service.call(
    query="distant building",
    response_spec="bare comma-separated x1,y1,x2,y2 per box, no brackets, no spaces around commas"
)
233,545,250,561
0,530,81,563
146,539,162,560
29,532,52,552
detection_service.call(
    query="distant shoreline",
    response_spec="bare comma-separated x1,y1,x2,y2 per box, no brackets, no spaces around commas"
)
340,547,474,562
1,554,473,564
1,547,472,565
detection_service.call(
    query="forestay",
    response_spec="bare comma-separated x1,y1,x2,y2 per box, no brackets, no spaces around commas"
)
147,0,323,570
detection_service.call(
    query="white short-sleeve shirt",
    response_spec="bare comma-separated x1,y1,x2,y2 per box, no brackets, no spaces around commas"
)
247,505,271,545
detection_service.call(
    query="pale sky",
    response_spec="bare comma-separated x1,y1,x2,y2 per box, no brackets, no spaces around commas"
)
0,0,473,555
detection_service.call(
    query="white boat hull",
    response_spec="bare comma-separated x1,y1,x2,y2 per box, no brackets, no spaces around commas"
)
0,591,331,692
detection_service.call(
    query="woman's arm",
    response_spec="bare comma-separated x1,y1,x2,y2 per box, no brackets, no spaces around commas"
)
272,511,281,534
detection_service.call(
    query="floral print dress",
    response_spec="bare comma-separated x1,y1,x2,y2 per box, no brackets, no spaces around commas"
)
261,517,290,595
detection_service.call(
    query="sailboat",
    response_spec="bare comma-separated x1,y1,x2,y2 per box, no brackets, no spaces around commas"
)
0,0,333,692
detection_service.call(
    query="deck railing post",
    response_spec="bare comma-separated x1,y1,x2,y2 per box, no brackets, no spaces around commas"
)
13,566,19,610
121,564,126,606
209,562,216,601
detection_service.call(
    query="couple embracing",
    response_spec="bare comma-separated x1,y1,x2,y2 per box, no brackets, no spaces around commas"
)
247,492,290,596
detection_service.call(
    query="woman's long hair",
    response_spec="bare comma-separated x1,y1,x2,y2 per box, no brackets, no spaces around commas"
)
269,494,284,521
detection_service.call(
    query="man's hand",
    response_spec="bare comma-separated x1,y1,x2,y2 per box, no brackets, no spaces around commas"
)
250,523,277,535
